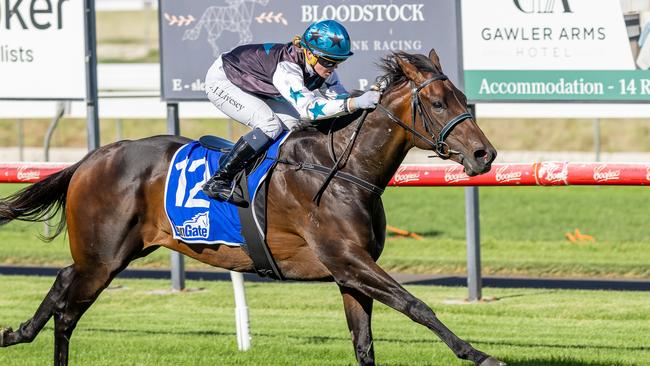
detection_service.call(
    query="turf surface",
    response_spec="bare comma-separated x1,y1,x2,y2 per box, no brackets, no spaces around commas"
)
0,276,648,366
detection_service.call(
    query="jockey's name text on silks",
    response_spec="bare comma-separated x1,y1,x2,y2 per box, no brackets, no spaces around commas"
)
206,85,245,112
0,0,69,30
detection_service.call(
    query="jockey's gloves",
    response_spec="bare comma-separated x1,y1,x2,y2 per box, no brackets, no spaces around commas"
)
347,90,381,112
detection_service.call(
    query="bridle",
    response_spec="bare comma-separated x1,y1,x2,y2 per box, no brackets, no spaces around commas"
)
376,74,473,159
282,72,475,204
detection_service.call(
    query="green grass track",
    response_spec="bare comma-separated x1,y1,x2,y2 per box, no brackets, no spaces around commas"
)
0,277,649,366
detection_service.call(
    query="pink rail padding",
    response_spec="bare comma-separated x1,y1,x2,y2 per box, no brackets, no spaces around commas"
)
0,162,73,184
1,162,649,186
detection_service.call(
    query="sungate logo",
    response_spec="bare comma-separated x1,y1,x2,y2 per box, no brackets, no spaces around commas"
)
176,212,210,239
513,0,573,14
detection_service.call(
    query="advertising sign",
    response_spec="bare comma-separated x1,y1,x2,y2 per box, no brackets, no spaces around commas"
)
462,0,650,102
0,0,86,100
159,0,462,101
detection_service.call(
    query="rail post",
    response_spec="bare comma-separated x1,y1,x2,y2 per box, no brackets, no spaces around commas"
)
465,186,482,302
465,104,482,302
166,103,185,291
84,0,100,151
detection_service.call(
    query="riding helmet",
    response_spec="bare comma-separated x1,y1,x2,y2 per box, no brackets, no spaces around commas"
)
300,20,353,61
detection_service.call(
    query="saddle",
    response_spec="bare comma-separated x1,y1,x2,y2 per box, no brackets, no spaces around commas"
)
200,134,283,280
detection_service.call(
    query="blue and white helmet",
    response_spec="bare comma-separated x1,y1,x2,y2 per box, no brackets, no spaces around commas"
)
300,20,353,61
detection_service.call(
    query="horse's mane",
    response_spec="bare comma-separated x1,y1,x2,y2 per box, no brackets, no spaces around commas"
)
377,51,438,93
295,52,436,133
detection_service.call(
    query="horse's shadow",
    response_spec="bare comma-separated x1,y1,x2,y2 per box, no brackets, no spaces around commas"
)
500,359,627,366
50,326,643,365
474,339,649,366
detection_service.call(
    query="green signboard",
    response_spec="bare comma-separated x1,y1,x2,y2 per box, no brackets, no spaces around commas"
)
461,0,650,102
465,70,650,101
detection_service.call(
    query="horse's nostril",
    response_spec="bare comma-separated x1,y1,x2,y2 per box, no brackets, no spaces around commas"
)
474,149,488,162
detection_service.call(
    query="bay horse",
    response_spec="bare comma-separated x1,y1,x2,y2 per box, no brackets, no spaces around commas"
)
0,50,502,366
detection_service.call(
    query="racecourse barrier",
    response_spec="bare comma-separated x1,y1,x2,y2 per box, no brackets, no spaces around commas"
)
3,162,650,186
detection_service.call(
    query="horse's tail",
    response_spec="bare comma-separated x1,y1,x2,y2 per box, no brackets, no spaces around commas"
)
0,160,85,241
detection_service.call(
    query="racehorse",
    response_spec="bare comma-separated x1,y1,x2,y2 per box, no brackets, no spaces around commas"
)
0,50,503,366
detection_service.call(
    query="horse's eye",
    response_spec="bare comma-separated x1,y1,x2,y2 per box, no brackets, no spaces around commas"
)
432,101,444,109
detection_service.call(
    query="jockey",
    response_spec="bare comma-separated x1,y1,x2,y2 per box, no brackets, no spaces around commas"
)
203,19,381,206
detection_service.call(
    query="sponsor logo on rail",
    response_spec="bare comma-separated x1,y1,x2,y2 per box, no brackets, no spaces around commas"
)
495,165,522,183
536,162,568,185
592,164,620,182
444,166,470,184
393,166,421,183
16,167,40,182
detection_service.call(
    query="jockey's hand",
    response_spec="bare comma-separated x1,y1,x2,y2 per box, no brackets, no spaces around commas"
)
348,90,381,112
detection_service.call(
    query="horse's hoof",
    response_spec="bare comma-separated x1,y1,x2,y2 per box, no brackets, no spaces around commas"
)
0,327,13,347
479,357,506,366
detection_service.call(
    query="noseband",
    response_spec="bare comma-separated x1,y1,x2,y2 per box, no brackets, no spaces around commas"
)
377,74,473,159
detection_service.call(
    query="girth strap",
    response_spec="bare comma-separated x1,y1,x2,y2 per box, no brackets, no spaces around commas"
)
236,172,284,280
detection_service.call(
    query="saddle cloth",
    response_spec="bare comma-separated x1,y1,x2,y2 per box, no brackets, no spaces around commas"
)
164,131,290,245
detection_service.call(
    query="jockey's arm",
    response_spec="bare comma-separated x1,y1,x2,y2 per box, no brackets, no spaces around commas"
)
272,62,349,122
319,71,350,100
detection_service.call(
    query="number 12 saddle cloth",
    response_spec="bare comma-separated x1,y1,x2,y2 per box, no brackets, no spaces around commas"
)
163,131,290,245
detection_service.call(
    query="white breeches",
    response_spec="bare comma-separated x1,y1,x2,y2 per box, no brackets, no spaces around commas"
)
205,56,301,139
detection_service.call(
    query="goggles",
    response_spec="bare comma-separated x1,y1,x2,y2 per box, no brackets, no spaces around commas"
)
316,55,344,68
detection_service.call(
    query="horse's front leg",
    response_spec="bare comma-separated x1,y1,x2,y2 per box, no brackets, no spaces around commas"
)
339,285,375,366
319,241,504,366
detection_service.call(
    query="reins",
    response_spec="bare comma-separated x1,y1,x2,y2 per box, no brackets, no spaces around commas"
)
278,71,474,205
311,108,370,204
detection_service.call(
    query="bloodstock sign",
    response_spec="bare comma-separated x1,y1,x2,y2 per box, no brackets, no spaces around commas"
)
461,0,650,102
158,0,462,101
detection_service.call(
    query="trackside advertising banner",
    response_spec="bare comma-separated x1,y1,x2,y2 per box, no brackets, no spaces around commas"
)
159,0,462,101
462,0,650,102
0,0,86,100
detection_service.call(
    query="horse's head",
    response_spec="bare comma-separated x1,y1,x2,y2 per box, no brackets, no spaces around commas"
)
379,50,496,176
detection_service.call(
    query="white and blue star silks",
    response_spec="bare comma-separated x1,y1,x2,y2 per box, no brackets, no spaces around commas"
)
164,132,289,245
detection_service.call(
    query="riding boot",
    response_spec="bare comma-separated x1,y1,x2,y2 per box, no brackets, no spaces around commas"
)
203,128,273,207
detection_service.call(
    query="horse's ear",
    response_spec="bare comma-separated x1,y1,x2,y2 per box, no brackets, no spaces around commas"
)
396,56,425,83
428,48,443,72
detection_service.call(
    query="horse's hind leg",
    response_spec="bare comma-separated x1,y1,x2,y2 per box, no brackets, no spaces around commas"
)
51,262,127,366
339,286,375,366
0,266,75,347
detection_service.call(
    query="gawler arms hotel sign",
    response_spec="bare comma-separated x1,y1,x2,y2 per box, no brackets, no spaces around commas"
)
159,0,462,101
0,0,85,99
462,0,650,102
